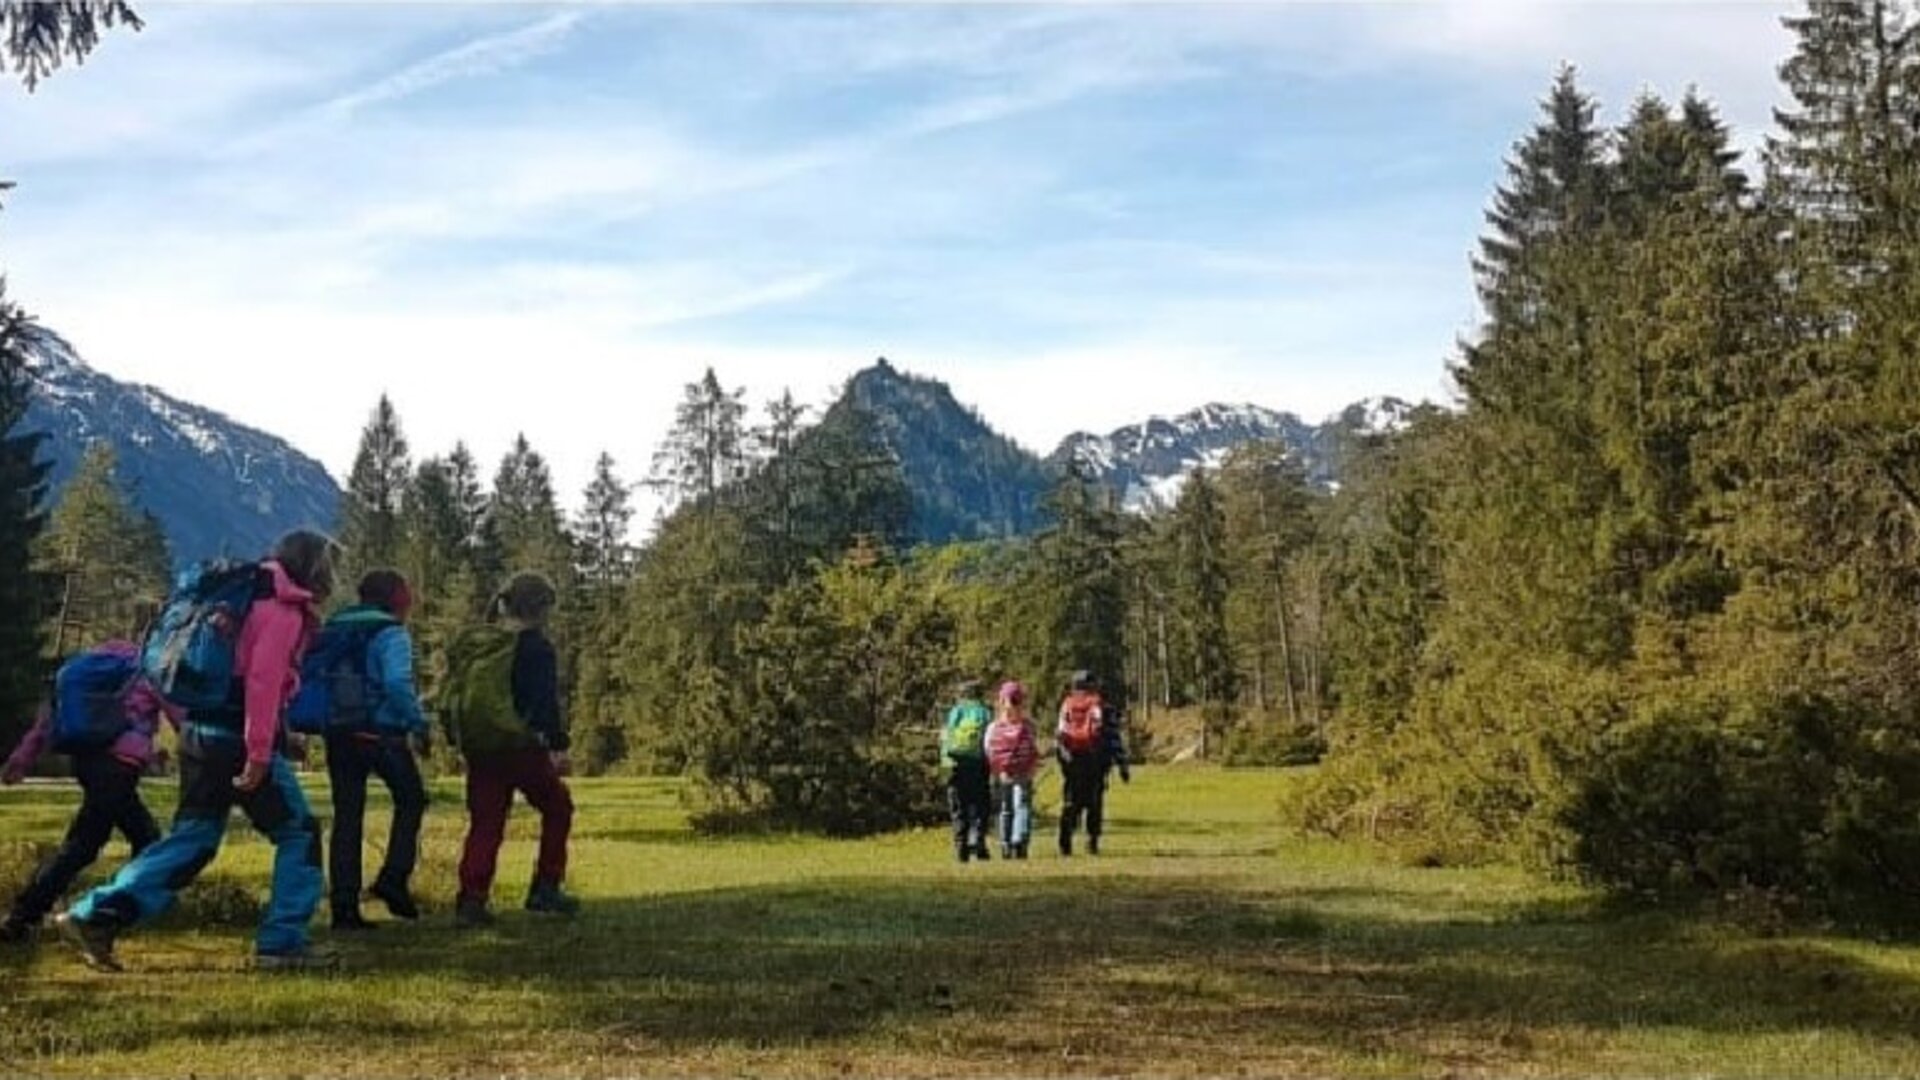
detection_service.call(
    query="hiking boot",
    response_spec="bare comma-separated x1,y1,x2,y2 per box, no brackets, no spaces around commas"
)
454,896,495,929
0,914,33,944
973,845,991,862
1059,835,1073,857
253,945,342,973
369,879,420,921
1015,844,1030,860
955,844,971,864
1088,836,1101,857
524,883,580,917
54,912,121,972
331,910,378,933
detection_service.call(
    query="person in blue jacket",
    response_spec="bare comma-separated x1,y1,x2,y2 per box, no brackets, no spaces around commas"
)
322,569,430,930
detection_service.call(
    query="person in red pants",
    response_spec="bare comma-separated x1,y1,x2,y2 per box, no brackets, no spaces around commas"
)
443,572,577,927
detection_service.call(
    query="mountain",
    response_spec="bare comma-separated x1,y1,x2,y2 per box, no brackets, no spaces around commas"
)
19,328,341,565
834,359,1053,544
1050,396,1417,512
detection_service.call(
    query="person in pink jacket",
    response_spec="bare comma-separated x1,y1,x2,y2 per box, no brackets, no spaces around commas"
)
58,530,338,973
0,628,173,943
985,681,1040,860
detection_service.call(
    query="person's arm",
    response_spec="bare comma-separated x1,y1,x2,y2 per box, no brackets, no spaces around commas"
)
2,704,52,783
373,627,429,738
513,632,569,752
241,602,306,767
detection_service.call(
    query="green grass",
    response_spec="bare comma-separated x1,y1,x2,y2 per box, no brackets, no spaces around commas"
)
6,766,1920,1077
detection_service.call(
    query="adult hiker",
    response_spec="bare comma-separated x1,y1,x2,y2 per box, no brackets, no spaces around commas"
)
442,571,578,927
941,679,994,863
1054,670,1130,856
984,680,1039,860
56,530,339,972
287,569,429,931
0,609,170,944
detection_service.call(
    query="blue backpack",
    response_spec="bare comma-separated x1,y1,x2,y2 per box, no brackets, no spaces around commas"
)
50,647,141,754
140,561,267,711
286,619,394,735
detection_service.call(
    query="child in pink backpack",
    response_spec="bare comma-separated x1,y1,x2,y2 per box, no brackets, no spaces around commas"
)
985,681,1039,860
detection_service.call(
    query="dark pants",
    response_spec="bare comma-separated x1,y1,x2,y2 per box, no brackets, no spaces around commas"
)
7,753,160,925
326,733,427,914
1060,755,1107,851
457,748,573,902
947,759,991,855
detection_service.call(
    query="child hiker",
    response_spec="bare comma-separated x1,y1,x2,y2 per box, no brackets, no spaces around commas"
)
443,572,578,927
941,679,994,863
57,530,338,972
1055,669,1129,856
0,607,169,944
296,569,429,930
985,680,1038,860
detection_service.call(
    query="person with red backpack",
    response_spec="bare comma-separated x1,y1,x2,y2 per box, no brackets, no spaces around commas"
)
1055,670,1129,856
940,679,994,863
0,613,171,944
56,530,338,972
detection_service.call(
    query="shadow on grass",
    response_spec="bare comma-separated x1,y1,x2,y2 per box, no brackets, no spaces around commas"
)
332,875,1920,1061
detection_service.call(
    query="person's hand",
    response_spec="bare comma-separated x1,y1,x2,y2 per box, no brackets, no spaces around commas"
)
1,761,25,785
233,759,270,793
550,751,572,777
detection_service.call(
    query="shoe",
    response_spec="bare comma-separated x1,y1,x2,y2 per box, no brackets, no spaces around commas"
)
454,896,495,929
524,882,580,917
54,912,121,972
1015,844,1030,860
1059,834,1073,857
973,845,991,862
0,914,33,944
331,910,378,932
1088,837,1101,856
369,880,420,921
254,945,342,973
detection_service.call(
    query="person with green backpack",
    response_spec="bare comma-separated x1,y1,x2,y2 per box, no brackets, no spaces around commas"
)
440,572,577,927
940,679,993,863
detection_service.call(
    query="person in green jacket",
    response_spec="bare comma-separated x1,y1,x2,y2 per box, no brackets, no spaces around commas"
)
941,680,993,863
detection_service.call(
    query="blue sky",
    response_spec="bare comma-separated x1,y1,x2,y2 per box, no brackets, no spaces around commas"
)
0,2,1794,503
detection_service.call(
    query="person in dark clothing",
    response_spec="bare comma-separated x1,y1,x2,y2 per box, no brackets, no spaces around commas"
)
1055,670,1130,856
940,680,994,863
453,571,577,927
0,627,168,944
322,570,430,931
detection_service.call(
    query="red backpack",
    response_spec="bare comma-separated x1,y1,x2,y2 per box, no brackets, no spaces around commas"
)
1059,691,1102,754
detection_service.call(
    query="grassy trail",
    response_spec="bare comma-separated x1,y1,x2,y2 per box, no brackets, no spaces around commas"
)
5,766,1920,1077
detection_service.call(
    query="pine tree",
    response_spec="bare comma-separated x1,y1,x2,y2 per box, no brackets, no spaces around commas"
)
489,433,572,585
0,287,53,748
38,442,170,651
747,390,809,584
339,394,411,581
1037,456,1128,713
651,368,748,519
576,452,634,599
1170,467,1235,754
1,0,142,89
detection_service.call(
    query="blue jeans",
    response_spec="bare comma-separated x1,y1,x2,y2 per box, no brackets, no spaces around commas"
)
994,776,1033,849
68,725,323,956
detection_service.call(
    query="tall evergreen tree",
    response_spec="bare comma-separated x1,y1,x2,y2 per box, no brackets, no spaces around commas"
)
489,433,571,584
1,0,142,89
0,287,53,749
651,367,748,519
1037,456,1128,712
339,394,411,580
1170,467,1235,753
38,442,169,651
576,451,634,599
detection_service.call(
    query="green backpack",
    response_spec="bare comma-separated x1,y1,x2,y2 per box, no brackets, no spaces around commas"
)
944,702,991,762
439,625,537,756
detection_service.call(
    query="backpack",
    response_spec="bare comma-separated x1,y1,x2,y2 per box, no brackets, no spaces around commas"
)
141,561,266,711
49,647,141,754
945,702,991,761
439,624,534,756
1060,691,1102,754
286,618,395,736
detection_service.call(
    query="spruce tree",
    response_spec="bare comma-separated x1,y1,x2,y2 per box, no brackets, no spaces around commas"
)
1170,467,1235,753
650,368,748,518
1,0,142,89
1037,455,1128,712
339,394,411,580
489,433,572,585
0,287,52,748
38,442,169,650
576,452,634,599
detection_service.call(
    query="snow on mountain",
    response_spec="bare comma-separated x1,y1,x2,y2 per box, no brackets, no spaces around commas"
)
18,326,341,565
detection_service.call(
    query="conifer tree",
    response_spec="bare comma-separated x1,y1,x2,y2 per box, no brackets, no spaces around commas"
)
1170,467,1234,753
1037,456,1128,712
1,0,142,89
339,394,411,580
651,368,748,519
576,452,634,600
0,288,53,748
489,433,572,585
38,442,169,650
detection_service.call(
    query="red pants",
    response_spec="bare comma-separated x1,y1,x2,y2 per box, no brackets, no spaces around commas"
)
457,749,574,902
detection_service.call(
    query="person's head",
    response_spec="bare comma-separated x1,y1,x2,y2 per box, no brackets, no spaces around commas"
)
272,529,341,603
956,677,984,702
358,569,415,622
998,680,1027,711
1070,669,1096,694
494,571,557,626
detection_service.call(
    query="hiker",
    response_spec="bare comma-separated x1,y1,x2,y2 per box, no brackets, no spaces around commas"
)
55,530,338,972
941,679,994,863
985,680,1038,860
444,572,578,927
288,569,429,931
1055,670,1129,856
0,614,170,944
